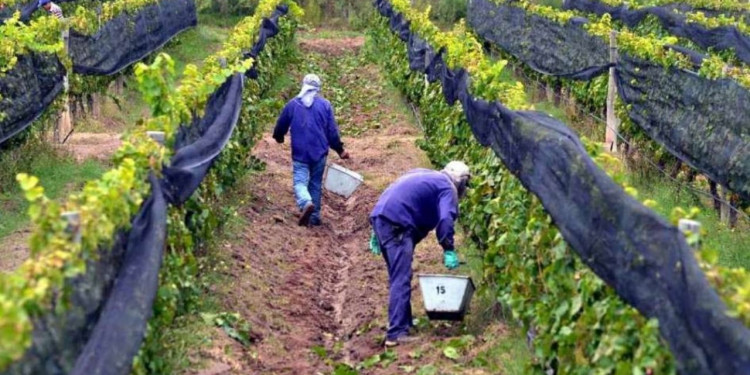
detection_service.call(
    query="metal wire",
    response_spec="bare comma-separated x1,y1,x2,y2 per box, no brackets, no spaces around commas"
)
508,62,750,223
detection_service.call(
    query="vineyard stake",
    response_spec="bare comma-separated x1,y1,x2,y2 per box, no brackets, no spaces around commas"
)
678,219,701,251
147,131,166,146
605,30,619,152
62,211,82,244
56,24,72,144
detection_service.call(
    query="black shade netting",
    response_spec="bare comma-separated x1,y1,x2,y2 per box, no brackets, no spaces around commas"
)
616,53,750,200
71,175,167,375
468,0,611,80
243,4,289,79
665,43,706,68
0,180,166,375
0,53,65,145
376,0,750,373
68,0,197,75
0,0,80,23
0,232,130,375
564,0,750,65
1,7,290,374
163,73,244,205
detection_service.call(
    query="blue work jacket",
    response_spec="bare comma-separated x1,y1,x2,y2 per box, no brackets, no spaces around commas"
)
371,169,458,250
273,96,344,164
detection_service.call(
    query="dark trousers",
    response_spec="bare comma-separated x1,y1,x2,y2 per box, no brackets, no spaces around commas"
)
371,216,415,340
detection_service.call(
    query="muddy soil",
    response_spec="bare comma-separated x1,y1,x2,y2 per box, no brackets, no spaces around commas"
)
0,228,32,272
189,36,513,374
299,35,365,56
65,132,121,162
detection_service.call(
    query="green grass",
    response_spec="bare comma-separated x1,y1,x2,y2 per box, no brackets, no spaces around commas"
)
533,101,569,121
514,71,750,270
626,174,750,270
460,242,532,373
162,13,245,78
299,28,364,39
470,326,531,374
0,141,106,239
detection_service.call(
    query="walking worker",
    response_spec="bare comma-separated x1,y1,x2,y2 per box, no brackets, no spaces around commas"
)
38,0,63,18
274,73,350,227
369,161,471,346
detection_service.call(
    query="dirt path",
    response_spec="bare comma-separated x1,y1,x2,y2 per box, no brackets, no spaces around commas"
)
0,228,31,272
189,35,522,374
65,132,122,162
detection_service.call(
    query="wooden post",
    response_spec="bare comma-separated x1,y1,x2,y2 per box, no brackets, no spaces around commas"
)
56,27,72,143
678,219,701,250
89,93,101,120
62,211,82,244
720,185,731,225
605,30,619,152
113,76,125,95
147,131,166,146
545,83,555,103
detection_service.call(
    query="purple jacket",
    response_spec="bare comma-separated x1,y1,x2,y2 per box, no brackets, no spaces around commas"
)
273,96,344,164
371,169,458,250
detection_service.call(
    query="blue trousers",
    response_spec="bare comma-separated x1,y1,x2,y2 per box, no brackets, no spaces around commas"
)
293,158,326,223
371,216,415,341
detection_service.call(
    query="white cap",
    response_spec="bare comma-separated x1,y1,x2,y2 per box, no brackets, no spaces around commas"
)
443,161,471,183
302,73,321,88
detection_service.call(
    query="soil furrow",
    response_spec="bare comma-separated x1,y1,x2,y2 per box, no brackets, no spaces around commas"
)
191,34,519,374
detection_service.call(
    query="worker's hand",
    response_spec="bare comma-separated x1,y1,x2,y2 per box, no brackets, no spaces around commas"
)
340,150,350,159
443,250,459,270
369,231,381,255
273,136,284,144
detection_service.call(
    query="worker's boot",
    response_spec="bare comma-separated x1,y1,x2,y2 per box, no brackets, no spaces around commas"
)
384,335,419,347
298,202,315,226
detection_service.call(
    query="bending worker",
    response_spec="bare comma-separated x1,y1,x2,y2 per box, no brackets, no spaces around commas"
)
38,0,63,18
274,74,350,226
369,161,471,346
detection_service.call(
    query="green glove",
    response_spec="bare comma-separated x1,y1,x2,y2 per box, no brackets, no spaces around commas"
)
444,250,459,270
369,231,381,255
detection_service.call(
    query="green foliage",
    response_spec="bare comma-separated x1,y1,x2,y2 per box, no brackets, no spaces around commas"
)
495,1,750,88
368,3,749,372
200,312,253,346
416,364,438,375
301,0,323,26
413,0,467,26
69,0,167,35
135,54,179,119
442,346,460,360
293,0,373,29
332,363,359,375
0,139,105,239
359,350,397,369
0,13,62,72
598,0,750,13
0,0,177,121
367,10,673,372
311,345,328,359
198,0,259,15
0,1,299,371
134,6,299,373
